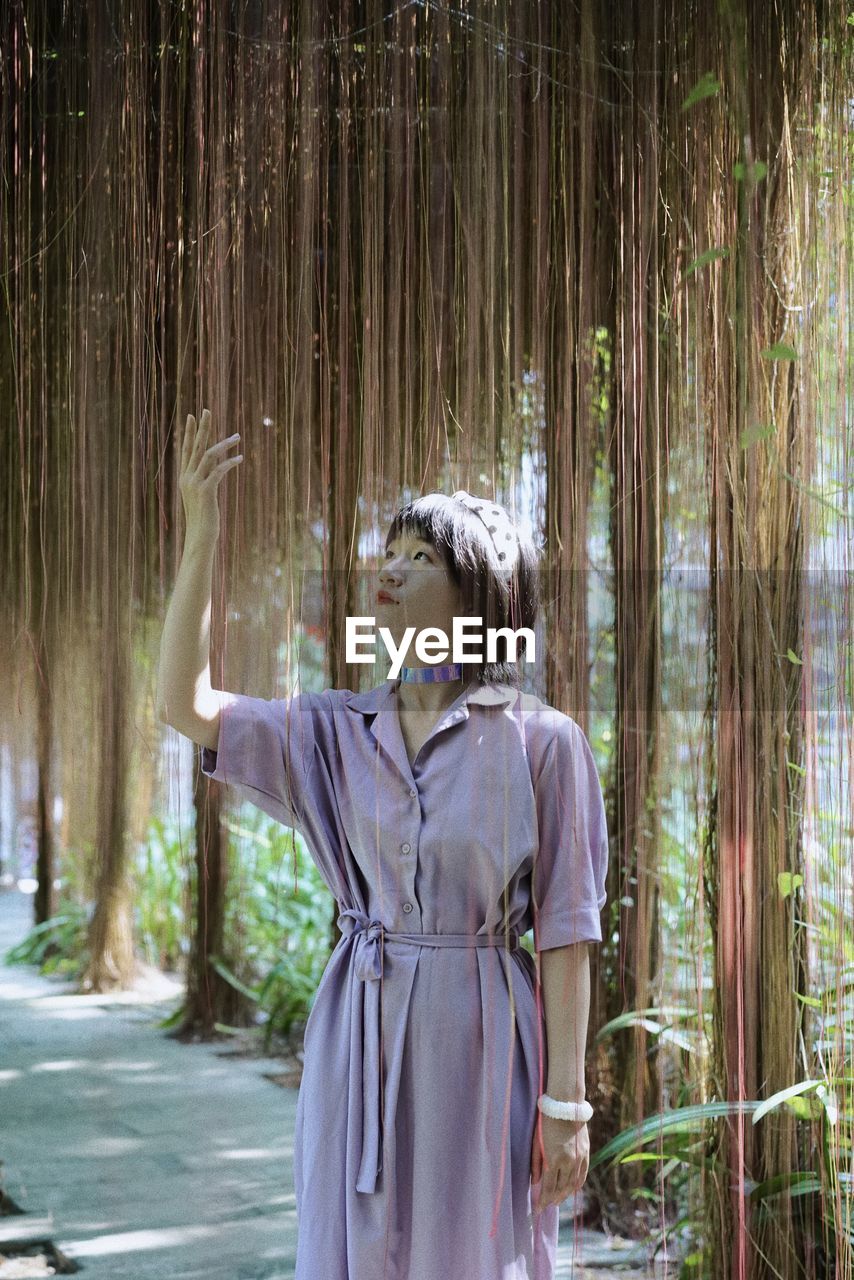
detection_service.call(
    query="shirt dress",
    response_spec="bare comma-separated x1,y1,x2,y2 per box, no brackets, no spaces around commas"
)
200,678,608,1280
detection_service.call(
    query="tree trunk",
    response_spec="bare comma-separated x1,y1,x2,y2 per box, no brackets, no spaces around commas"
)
82,605,137,992
705,4,814,1272
177,768,251,1037
34,610,56,927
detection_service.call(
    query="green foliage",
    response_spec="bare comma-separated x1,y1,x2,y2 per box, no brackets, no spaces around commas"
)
587,325,613,425
212,809,342,1042
4,902,91,977
680,72,721,111
778,870,804,899
739,421,776,448
132,815,191,969
733,160,768,182
684,246,730,278
593,1001,854,1262
3,808,339,1045
761,341,798,360
131,801,343,1041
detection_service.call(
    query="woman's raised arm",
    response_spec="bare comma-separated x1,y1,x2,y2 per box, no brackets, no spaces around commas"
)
156,407,242,750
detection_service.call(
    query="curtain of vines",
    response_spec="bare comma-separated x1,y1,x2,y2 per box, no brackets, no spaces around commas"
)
1,1,850,1273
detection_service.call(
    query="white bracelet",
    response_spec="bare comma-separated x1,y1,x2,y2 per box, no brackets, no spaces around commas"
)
538,1094,593,1123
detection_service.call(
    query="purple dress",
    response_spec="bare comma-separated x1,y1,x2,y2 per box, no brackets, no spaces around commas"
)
200,678,608,1280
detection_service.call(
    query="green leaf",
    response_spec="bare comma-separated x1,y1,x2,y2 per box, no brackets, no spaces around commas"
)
681,72,721,110
657,1025,695,1052
749,1170,823,1201
157,1004,186,1030
594,1006,701,1042
786,647,803,664
590,1101,759,1171
739,422,776,448
778,871,804,898
761,342,798,360
752,1079,821,1125
786,1095,816,1120
734,160,768,182
684,246,729,278
209,955,261,1002
816,1083,839,1125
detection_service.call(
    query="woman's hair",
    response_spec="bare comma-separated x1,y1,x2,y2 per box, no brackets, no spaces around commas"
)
384,492,542,687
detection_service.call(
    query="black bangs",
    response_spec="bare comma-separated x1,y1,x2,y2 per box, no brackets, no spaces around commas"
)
386,494,473,581
385,504,448,548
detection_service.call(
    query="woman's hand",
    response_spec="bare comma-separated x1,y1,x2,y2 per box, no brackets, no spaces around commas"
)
531,1113,590,1210
179,407,242,544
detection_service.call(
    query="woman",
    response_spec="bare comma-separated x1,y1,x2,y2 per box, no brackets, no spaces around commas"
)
157,409,609,1280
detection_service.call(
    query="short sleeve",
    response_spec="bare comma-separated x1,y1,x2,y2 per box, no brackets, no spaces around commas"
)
199,692,316,830
531,716,608,950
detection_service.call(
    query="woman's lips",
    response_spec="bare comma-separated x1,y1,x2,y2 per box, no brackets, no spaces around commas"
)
376,593,397,605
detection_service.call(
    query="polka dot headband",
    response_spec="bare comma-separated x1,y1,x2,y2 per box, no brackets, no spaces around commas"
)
451,490,521,569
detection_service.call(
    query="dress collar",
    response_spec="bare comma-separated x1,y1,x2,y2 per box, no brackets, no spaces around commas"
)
342,679,519,784
342,679,518,716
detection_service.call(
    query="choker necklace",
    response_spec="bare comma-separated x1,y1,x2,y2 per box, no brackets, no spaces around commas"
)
399,663,464,684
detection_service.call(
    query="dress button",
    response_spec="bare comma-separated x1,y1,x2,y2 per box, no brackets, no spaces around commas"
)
409,788,417,798
401,842,411,854
402,901,413,913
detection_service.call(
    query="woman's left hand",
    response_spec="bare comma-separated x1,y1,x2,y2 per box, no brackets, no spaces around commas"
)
531,1114,590,1210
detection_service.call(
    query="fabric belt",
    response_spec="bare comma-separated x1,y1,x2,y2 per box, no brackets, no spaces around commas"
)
336,906,521,1194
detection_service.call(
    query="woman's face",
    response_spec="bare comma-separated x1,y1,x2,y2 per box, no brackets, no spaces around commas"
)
377,528,465,658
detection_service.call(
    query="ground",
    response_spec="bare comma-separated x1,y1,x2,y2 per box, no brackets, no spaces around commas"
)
0,888,660,1279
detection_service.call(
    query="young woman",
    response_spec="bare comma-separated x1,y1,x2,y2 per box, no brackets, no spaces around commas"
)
157,409,609,1280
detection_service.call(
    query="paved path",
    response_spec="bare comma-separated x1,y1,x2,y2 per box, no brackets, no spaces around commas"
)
0,888,654,1278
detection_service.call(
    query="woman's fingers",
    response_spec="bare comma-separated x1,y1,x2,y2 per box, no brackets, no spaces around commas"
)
190,407,211,467
198,432,241,482
181,409,240,479
201,446,242,486
175,406,242,543
181,413,194,468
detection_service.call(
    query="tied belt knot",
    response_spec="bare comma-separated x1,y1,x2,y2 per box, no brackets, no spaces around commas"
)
336,906,521,1194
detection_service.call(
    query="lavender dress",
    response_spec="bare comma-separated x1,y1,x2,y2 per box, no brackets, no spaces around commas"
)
200,679,608,1280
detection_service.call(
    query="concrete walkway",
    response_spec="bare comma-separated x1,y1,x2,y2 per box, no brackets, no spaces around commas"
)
0,888,656,1279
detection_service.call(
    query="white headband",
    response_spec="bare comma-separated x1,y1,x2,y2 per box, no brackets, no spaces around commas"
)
451,490,521,569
